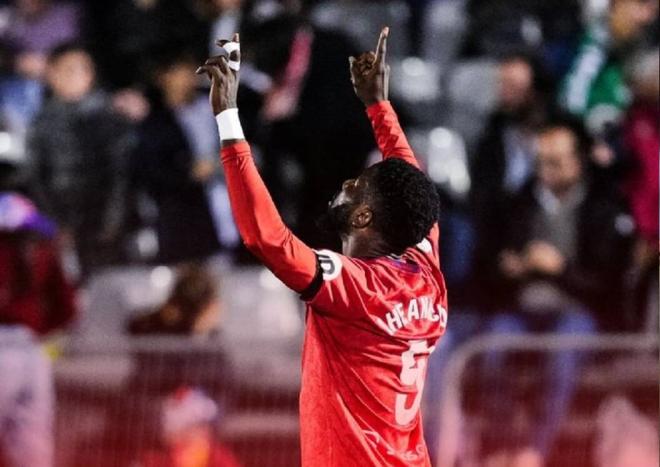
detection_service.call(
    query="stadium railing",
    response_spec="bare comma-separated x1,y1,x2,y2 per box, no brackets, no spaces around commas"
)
432,333,659,467
54,337,301,467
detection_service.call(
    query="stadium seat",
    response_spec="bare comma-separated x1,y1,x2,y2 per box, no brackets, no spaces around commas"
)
72,265,303,390
310,0,411,59
220,267,304,389
444,59,498,153
407,126,471,202
74,266,175,341
389,57,444,126
422,0,469,69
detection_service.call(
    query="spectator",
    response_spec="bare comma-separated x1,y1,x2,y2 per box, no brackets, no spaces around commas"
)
481,118,634,462
27,43,133,279
428,54,546,463
86,0,208,87
241,13,374,247
132,52,223,264
0,44,44,150
621,48,658,331
470,55,547,311
421,57,547,457
462,0,583,68
0,0,84,81
424,54,542,452
168,52,239,251
137,387,242,467
0,0,86,159
559,0,658,132
128,263,221,337
0,192,76,467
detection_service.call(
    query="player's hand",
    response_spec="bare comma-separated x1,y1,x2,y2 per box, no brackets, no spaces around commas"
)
349,27,390,106
196,33,241,116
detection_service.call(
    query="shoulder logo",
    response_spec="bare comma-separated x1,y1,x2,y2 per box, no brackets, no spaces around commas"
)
416,239,432,254
315,249,342,281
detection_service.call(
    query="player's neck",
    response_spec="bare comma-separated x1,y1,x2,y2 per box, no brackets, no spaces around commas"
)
342,233,391,258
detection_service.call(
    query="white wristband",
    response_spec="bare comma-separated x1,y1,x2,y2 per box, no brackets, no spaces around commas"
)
216,108,245,141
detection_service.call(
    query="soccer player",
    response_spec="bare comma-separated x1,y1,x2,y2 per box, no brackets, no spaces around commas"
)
197,27,447,466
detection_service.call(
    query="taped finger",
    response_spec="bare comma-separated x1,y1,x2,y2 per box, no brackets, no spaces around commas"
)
376,27,389,66
222,41,241,71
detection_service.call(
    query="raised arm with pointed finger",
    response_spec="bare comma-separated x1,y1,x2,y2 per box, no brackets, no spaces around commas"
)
349,27,418,168
349,28,438,251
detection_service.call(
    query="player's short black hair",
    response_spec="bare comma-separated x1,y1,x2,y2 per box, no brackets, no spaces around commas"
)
363,158,440,255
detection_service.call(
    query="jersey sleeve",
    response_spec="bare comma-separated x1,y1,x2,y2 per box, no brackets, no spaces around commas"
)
220,141,319,293
366,100,419,168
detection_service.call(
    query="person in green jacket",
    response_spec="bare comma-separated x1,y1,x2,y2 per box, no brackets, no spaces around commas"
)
559,0,657,132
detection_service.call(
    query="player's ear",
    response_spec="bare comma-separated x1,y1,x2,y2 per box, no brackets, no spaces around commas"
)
351,205,373,229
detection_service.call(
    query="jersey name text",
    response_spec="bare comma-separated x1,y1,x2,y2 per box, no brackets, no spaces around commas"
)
379,296,447,335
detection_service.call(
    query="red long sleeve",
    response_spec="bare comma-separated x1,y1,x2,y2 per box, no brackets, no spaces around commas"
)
220,141,318,292
366,101,419,169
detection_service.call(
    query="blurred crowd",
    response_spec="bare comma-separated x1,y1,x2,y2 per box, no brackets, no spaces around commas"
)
0,0,657,466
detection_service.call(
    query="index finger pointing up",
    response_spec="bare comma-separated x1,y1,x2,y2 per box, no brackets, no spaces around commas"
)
375,26,389,67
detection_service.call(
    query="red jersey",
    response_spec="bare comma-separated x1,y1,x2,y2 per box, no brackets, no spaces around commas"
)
220,101,447,467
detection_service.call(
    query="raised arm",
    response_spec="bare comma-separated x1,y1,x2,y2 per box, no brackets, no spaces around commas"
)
349,27,418,168
197,35,318,293
350,28,439,254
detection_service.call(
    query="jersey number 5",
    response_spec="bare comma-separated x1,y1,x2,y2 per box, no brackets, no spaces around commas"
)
395,340,432,425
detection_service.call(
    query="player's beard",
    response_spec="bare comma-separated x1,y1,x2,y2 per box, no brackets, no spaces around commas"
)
316,202,355,237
